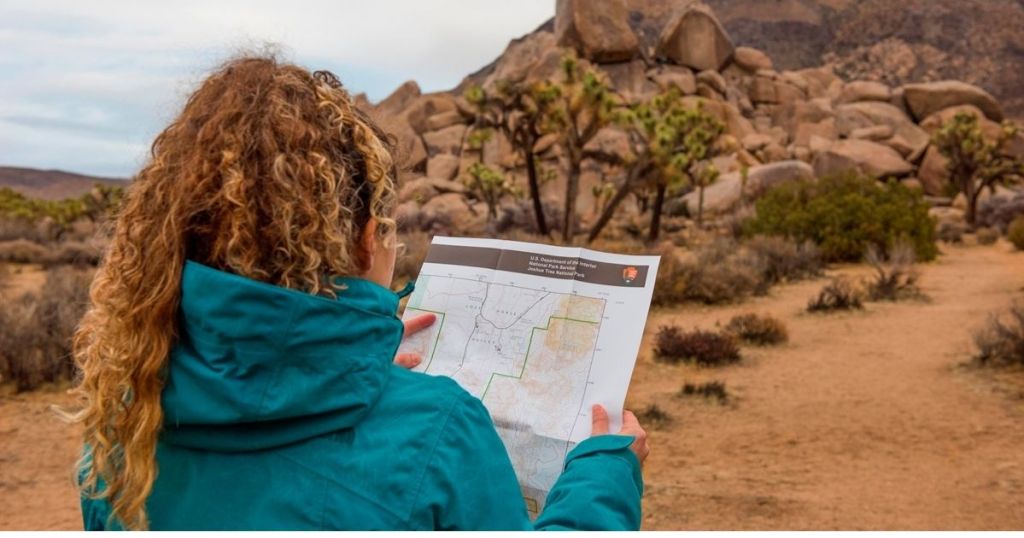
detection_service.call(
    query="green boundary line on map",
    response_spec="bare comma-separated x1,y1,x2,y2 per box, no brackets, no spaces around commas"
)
479,313,599,400
405,307,446,371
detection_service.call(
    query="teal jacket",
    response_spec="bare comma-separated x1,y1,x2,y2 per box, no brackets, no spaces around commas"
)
81,261,643,530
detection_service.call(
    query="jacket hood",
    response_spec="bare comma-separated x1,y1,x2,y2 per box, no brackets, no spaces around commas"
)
160,261,406,452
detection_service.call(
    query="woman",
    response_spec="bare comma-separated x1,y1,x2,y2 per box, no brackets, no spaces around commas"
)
71,55,648,531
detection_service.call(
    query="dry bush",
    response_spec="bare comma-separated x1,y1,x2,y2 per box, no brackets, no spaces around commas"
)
975,227,1000,245
1009,216,1024,251
724,313,789,346
635,403,672,429
0,266,93,391
977,192,1024,233
973,303,1024,367
0,239,48,264
807,278,864,313
937,220,966,244
44,240,102,267
679,381,729,404
0,217,50,243
864,242,923,302
744,235,823,291
654,325,740,367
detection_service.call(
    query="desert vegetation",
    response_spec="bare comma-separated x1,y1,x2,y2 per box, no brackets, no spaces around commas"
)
973,303,1024,368
807,278,865,313
654,325,741,367
723,313,788,346
679,381,729,404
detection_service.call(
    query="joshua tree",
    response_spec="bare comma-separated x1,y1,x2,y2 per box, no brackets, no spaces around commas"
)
932,112,1024,226
587,90,726,242
464,81,559,235
463,162,520,225
540,54,619,242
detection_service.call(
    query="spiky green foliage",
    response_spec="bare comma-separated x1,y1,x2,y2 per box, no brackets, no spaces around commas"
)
932,112,1024,225
462,162,521,223
464,80,561,235
540,54,619,241
588,90,727,242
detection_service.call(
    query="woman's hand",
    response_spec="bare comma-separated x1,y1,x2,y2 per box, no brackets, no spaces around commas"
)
393,313,437,369
591,404,649,466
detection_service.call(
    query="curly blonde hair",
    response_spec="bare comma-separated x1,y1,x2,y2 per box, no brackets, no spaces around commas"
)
67,55,399,529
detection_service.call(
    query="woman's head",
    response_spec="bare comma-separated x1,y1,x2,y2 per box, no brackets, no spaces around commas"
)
71,55,399,529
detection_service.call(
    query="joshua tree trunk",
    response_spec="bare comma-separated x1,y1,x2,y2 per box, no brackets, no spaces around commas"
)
563,155,581,242
524,150,549,236
648,182,667,243
587,160,648,243
697,184,707,227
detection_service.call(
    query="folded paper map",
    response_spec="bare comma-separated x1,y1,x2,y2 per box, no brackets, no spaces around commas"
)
397,236,659,516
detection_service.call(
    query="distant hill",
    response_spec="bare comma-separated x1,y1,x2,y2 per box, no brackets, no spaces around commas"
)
0,166,125,200
624,0,1024,119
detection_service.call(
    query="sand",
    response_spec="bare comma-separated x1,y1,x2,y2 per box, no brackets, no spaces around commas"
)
1,242,1022,530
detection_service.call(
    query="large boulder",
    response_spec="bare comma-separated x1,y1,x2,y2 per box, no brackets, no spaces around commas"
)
398,176,466,204
419,193,484,234
838,81,892,104
422,124,467,156
375,80,421,118
382,118,426,171
602,60,659,104
656,3,734,72
555,0,639,63
425,154,461,181
835,101,929,160
682,96,755,140
402,94,459,134
482,31,559,90
902,81,1004,122
681,160,814,215
732,46,772,72
648,65,697,94
917,146,950,196
812,139,915,179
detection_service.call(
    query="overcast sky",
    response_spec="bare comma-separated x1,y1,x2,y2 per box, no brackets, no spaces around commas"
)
0,1,552,177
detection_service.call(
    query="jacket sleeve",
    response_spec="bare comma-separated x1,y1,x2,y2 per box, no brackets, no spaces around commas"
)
410,391,643,530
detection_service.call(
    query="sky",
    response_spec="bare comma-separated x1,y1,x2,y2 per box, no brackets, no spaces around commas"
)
0,1,553,178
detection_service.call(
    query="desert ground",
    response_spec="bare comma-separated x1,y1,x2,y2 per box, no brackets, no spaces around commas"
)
1,242,1022,530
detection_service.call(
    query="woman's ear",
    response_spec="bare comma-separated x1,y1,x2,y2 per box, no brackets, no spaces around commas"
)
357,218,378,273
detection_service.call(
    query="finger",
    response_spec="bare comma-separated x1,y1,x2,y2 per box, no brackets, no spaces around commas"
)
403,313,437,336
393,352,422,369
591,404,610,435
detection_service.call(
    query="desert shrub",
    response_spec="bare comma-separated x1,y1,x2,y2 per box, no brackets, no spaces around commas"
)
744,235,823,291
635,403,673,429
676,239,762,305
0,239,48,263
654,325,740,366
975,227,1000,245
807,278,864,313
864,242,923,302
44,240,103,267
724,313,789,345
679,381,729,403
743,173,938,262
0,266,93,391
973,303,1024,367
977,193,1024,233
1008,216,1024,251
937,220,966,244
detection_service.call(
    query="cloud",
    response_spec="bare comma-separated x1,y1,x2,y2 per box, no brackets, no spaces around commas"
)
0,0,553,177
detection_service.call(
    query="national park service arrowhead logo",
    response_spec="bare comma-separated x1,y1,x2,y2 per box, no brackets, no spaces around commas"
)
622,266,638,284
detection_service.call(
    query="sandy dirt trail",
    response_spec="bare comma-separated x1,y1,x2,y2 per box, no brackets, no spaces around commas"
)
633,243,1024,530
1,244,1022,530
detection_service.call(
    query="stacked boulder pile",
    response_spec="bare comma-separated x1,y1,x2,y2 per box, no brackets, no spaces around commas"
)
357,0,1023,236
